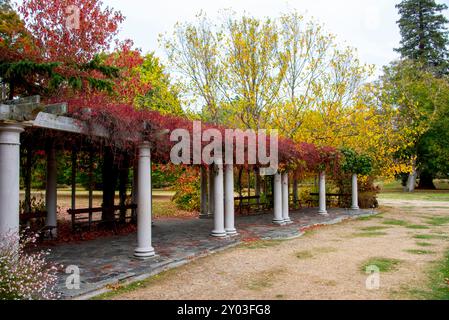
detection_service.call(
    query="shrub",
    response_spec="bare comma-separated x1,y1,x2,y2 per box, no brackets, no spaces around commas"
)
172,167,200,212
0,231,60,300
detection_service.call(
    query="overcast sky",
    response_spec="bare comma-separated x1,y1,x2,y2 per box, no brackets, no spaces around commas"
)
102,0,449,75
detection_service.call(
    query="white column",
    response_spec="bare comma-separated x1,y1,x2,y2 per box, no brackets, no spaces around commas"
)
224,164,237,235
351,173,359,210
211,164,226,237
208,166,215,216
282,172,292,223
45,143,57,237
273,171,284,225
0,124,24,240
199,166,209,218
318,171,328,215
134,141,155,258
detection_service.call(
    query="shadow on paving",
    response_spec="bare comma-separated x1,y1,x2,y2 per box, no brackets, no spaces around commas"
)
48,207,375,299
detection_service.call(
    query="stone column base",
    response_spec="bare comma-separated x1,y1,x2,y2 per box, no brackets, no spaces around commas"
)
273,218,285,225
134,246,155,259
211,230,227,237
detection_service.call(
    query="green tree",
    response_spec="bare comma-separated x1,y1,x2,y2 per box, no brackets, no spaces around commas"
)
136,53,184,116
395,0,449,74
381,60,449,190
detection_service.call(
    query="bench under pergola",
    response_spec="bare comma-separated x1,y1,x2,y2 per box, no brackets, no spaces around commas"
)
0,96,361,258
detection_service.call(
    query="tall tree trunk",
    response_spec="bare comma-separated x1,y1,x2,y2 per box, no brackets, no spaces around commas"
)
102,147,118,222
417,171,436,190
406,159,417,192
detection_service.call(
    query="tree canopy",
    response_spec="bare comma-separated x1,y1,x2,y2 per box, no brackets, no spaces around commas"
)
395,0,449,74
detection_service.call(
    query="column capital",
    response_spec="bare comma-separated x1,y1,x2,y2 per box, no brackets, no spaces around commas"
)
138,141,151,157
0,123,24,145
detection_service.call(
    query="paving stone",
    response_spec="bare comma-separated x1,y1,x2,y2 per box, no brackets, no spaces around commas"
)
47,208,375,299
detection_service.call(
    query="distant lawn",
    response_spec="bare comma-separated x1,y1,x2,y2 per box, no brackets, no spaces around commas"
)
378,179,449,191
376,179,449,202
21,188,175,197
378,192,449,202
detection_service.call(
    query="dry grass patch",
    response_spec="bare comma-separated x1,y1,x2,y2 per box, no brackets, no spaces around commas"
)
405,249,436,255
351,231,388,238
295,250,314,260
245,268,285,291
243,240,285,250
416,242,434,247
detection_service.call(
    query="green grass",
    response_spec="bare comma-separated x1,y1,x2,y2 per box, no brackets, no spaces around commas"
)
408,249,449,300
414,234,448,240
425,251,449,299
92,268,176,300
360,226,391,232
406,225,430,230
382,219,409,226
357,214,383,221
378,192,449,202
416,242,434,247
425,217,449,226
360,257,401,273
405,249,435,255
376,179,449,202
152,200,187,218
243,240,285,250
379,179,449,191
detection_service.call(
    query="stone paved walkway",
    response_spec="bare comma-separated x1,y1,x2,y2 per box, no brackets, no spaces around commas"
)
48,208,375,299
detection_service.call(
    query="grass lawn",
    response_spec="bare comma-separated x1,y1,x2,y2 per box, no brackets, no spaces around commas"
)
20,188,175,198
409,250,449,300
377,179,449,202
426,251,449,299
90,198,449,300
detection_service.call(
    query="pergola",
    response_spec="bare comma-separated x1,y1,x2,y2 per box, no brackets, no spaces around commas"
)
0,96,361,258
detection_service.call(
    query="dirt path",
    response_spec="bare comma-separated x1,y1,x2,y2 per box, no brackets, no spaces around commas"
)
112,200,449,300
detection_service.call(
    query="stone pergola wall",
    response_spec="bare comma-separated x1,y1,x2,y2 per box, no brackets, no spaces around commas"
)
0,97,361,258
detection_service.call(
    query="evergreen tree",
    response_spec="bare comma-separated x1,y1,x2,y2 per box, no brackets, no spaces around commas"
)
395,0,449,74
